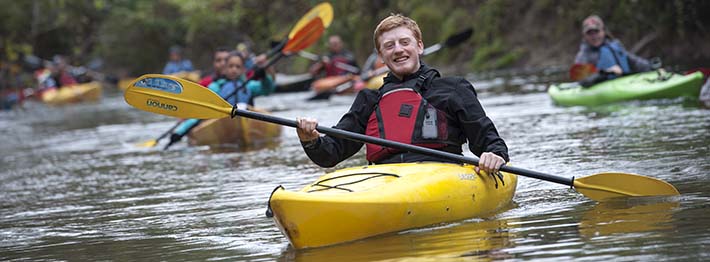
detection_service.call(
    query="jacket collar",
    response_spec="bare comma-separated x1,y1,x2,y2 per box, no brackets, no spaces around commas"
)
383,62,430,84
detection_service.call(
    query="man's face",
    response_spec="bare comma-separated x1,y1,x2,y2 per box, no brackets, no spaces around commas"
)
225,56,244,80
377,27,423,79
169,52,181,62
328,36,343,53
213,51,230,73
583,28,605,48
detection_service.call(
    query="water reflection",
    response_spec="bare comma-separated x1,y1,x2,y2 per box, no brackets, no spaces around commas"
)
280,217,519,262
579,197,679,238
1,68,709,261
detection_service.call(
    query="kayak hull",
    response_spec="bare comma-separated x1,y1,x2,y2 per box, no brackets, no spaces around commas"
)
311,75,353,94
118,77,136,91
269,162,517,249
41,82,103,105
171,71,201,83
548,70,704,106
187,108,281,146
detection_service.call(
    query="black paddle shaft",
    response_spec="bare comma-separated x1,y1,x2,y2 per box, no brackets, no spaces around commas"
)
231,108,575,186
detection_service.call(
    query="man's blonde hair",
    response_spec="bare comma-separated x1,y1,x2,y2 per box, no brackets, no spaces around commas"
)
373,14,422,53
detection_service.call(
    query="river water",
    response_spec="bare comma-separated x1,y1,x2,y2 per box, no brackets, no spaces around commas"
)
1,71,709,261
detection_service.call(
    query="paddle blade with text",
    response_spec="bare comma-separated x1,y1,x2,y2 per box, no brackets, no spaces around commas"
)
124,74,232,119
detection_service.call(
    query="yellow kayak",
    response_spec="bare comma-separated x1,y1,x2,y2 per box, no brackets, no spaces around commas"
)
117,77,136,91
41,82,103,105
187,108,281,146
268,162,517,249
171,71,201,83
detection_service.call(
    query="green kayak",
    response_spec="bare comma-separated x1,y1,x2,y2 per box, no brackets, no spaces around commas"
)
548,70,704,106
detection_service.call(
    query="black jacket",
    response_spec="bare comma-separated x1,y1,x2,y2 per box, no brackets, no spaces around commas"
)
303,64,509,167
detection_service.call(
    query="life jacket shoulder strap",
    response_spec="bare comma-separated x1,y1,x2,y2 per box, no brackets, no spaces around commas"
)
378,68,441,99
415,68,440,93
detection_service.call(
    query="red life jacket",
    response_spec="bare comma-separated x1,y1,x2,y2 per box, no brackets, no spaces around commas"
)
325,54,355,76
365,69,451,162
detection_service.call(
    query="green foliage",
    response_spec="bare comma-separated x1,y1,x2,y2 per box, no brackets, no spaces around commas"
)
96,1,186,75
493,48,524,69
469,38,509,71
1,0,708,78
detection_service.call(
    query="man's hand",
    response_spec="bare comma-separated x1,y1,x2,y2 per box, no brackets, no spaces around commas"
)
475,152,505,175
320,56,331,64
296,117,320,142
254,54,268,67
606,65,623,75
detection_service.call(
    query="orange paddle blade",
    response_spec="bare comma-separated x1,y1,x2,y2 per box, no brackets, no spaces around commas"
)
284,17,325,53
289,2,333,38
569,63,598,81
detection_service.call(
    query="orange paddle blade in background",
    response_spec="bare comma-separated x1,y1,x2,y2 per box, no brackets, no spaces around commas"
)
569,63,598,81
284,17,325,53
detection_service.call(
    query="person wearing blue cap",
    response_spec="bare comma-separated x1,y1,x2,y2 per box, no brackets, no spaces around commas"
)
162,46,194,75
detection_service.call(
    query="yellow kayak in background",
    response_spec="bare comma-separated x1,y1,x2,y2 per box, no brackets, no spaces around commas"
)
117,77,135,91
41,82,103,106
365,72,386,89
187,107,281,147
268,162,517,249
171,71,201,83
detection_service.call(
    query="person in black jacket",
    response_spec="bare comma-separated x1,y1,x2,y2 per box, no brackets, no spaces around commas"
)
296,14,508,176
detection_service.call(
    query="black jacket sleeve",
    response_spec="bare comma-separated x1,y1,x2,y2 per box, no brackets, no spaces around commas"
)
450,78,509,162
302,89,379,167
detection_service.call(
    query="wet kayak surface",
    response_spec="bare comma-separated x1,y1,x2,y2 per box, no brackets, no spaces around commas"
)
1,72,709,261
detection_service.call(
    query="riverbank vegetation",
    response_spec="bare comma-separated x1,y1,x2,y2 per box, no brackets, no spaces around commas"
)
1,0,708,78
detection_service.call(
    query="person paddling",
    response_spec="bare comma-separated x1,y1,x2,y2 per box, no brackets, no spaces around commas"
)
199,47,231,87
38,55,78,90
295,14,508,176
308,35,360,78
165,51,276,149
574,15,655,86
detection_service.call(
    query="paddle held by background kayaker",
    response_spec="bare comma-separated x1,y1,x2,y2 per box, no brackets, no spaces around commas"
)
296,14,508,176
574,15,656,86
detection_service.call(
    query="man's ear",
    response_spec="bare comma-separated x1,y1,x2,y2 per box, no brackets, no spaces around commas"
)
417,40,424,55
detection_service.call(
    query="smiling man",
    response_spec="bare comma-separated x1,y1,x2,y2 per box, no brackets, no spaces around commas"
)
295,14,508,176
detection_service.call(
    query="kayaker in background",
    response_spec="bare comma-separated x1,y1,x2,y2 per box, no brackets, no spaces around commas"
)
574,15,654,86
198,47,231,87
236,42,258,70
165,51,276,149
52,56,78,87
308,35,360,78
218,51,276,107
236,42,274,80
295,14,508,176
37,55,78,90
162,46,194,75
